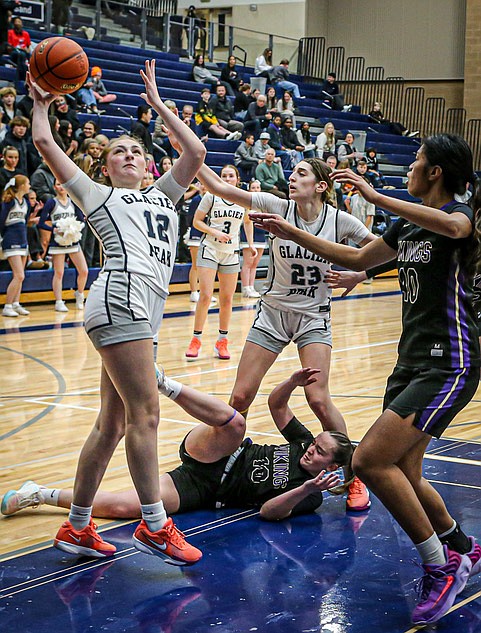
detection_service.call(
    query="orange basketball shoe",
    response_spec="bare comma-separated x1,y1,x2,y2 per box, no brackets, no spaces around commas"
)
214,338,230,360
54,518,117,558
133,518,202,566
185,336,201,360
346,476,371,512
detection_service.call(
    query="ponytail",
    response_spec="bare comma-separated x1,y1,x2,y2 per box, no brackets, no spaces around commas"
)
468,177,481,276
2,175,29,203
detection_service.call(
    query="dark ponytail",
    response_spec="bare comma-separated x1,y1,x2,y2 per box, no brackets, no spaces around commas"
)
469,176,481,276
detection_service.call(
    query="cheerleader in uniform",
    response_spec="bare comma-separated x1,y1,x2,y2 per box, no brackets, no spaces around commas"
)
39,180,88,312
0,175,31,317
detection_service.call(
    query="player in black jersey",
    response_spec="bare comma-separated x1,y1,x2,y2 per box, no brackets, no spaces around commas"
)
249,134,481,625
1,368,352,521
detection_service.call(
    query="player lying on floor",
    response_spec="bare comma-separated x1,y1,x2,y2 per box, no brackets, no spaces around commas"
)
2,368,354,522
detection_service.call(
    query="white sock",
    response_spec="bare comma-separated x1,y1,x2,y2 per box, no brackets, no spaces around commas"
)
141,501,167,532
4,303,12,309
12,302,20,307
161,376,182,400
69,504,92,530
42,488,61,506
416,532,446,566
438,519,456,539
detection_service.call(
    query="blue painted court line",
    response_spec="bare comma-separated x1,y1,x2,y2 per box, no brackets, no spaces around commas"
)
0,289,401,337
2,442,481,633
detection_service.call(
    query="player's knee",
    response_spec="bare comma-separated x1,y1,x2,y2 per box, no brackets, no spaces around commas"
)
306,395,330,424
352,448,372,480
229,411,246,436
229,389,253,412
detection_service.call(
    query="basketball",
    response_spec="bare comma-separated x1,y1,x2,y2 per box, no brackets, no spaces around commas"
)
29,37,89,94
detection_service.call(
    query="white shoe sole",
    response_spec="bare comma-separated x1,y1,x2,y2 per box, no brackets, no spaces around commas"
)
132,534,189,566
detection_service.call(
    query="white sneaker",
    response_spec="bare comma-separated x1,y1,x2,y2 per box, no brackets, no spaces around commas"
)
247,286,261,298
1,480,45,516
2,305,18,317
74,291,84,310
242,287,251,298
190,291,200,303
210,296,218,305
13,303,30,315
55,300,69,312
226,131,242,141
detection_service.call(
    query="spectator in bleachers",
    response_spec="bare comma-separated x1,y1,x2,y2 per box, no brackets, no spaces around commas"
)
337,132,363,166
253,131,273,161
368,101,418,137
265,86,278,113
52,0,72,35
0,174,31,317
184,5,206,57
131,104,154,155
15,83,33,120
25,187,48,268
254,47,273,80
267,113,291,169
270,60,304,100
240,178,265,298
344,163,375,231
180,103,198,136
315,121,336,158
194,87,241,140
233,84,253,120
255,147,288,198
319,72,351,111
53,95,81,136
211,84,244,135
30,160,55,203
90,66,117,105
0,86,17,126
296,121,316,159
276,90,297,127
192,54,224,89
76,119,99,147
324,153,344,209
281,117,304,167
94,134,109,151
76,76,105,115
220,55,243,96
0,1,17,56
234,132,260,181
244,93,272,138
49,115,65,151
153,99,176,157
0,145,23,190
7,17,31,88
364,146,390,188
58,120,78,157
0,116,40,175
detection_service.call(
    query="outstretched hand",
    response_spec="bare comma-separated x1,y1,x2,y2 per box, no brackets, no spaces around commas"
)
26,72,57,108
303,470,341,493
139,59,161,109
161,123,182,153
324,268,367,297
249,212,294,240
289,367,321,387
330,168,376,202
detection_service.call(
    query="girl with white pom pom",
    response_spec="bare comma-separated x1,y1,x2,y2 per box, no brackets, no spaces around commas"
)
38,180,88,312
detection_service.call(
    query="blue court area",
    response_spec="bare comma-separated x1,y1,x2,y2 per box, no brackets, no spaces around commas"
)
1,438,481,633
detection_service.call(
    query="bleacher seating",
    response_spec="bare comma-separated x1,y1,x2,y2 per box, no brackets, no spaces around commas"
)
0,27,423,294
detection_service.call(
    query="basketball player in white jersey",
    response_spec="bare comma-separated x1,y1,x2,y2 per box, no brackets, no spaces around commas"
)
27,60,206,566
38,180,88,312
185,164,256,361
189,157,376,511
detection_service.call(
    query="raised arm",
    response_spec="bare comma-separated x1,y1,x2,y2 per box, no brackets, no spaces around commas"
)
28,74,79,185
140,60,205,187
250,211,396,271
332,169,473,239
268,368,320,432
197,164,253,208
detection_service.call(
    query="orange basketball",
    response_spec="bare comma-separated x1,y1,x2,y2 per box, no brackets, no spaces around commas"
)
29,37,89,94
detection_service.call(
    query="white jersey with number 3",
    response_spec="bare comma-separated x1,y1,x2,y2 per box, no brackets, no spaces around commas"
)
198,193,247,253
61,169,186,298
250,192,370,317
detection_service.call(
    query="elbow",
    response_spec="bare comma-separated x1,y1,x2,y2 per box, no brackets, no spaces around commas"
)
259,507,287,521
